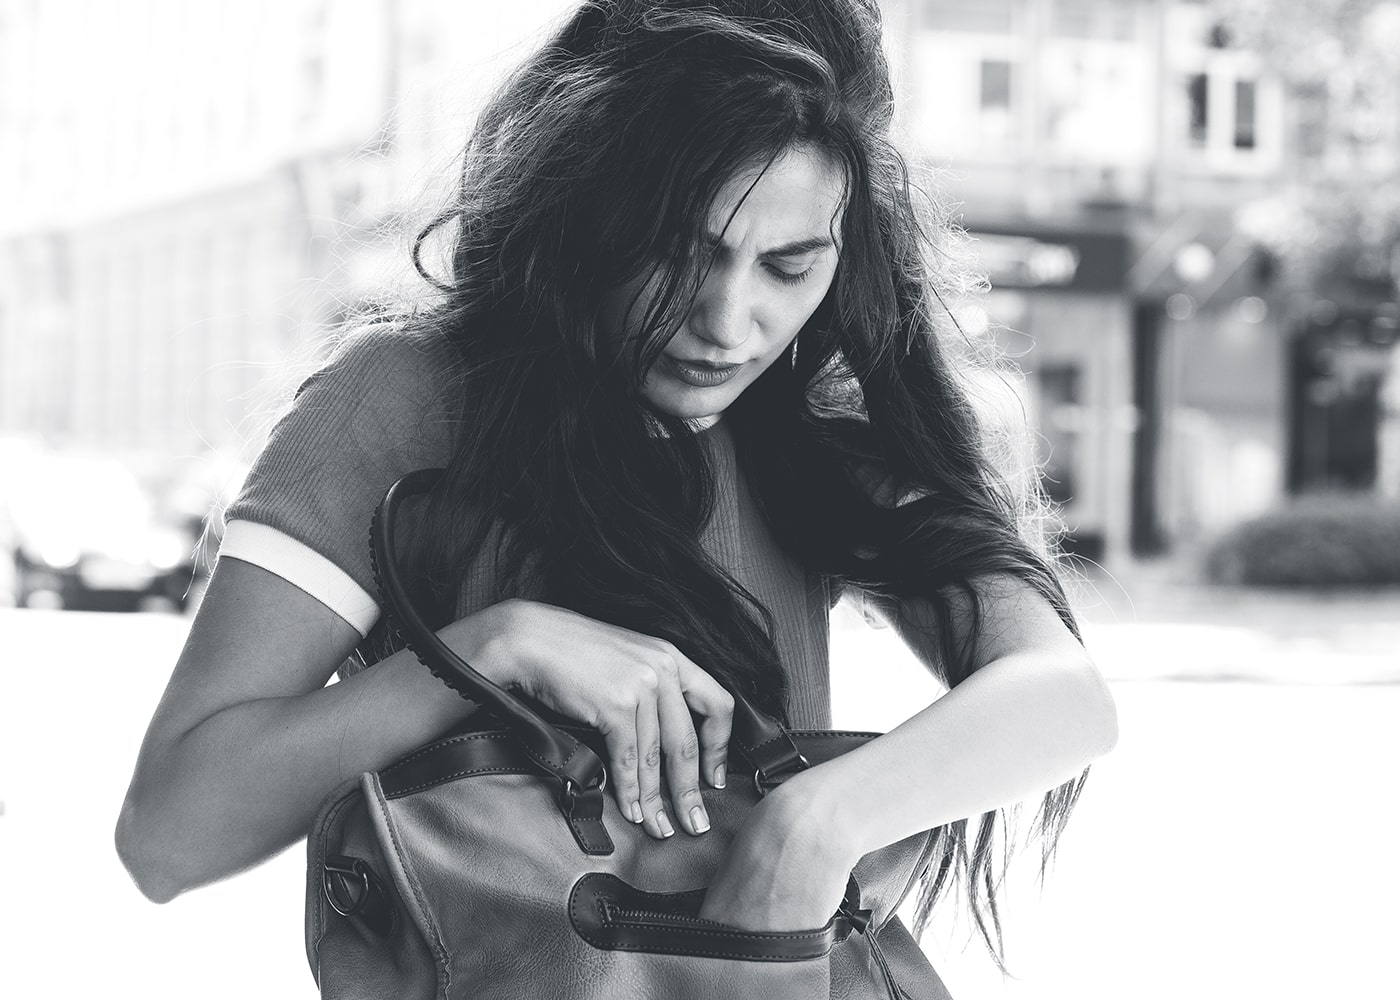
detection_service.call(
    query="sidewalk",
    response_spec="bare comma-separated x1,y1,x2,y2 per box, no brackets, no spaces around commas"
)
1070,558,1400,685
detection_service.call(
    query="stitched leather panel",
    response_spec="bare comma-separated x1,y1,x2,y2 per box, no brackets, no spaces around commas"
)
312,771,949,998
380,731,526,798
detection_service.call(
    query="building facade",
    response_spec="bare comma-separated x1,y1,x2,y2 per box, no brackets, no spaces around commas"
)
888,0,1380,560
4,0,1394,561
0,0,576,459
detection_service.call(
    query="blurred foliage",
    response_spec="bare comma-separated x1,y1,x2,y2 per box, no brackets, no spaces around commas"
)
1214,0,1400,85
1204,494,1400,586
1215,0,1400,304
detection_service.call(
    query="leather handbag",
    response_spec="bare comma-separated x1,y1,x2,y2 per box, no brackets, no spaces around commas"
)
305,468,953,999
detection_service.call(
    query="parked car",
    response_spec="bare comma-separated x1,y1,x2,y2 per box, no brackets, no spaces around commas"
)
6,453,205,611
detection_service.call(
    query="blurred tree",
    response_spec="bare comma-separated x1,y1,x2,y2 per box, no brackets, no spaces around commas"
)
1215,0,1400,305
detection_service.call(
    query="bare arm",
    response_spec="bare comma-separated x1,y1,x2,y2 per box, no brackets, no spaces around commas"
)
699,573,1118,930
117,555,738,903
786,573,1117,857
114,557,500,903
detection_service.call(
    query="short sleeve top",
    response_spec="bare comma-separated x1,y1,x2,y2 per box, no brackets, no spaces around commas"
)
220,325,835,729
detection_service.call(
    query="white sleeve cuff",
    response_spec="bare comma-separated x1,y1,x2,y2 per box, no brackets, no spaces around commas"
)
217,520,381,637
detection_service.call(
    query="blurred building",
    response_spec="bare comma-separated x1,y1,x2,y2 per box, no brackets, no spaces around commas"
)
0,0,573,461
891,0,1399,562
4,0,1395,565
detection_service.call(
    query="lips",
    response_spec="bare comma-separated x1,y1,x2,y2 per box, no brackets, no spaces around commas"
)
663,356,743,387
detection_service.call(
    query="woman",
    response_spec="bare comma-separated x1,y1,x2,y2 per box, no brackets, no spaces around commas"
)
116,0,1117,975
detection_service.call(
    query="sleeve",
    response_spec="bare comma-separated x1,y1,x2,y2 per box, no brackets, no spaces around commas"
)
219,324,458,636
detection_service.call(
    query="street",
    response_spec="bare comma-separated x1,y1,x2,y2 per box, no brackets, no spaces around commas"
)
2,588,1397,999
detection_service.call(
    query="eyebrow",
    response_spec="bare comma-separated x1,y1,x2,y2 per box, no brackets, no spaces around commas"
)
701,232,836,258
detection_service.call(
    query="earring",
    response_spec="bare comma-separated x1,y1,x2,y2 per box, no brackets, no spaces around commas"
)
789,335,799,372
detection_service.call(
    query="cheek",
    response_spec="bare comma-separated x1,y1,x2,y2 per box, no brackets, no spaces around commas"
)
763,271,834,345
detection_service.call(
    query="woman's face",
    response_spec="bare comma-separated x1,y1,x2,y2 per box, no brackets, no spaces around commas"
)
600,145,845,428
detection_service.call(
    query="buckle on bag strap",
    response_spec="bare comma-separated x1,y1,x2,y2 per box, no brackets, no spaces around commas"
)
558,776,614,855
752,752,810,796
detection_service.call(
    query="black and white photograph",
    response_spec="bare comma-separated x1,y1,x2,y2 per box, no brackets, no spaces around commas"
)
1,1,1398,997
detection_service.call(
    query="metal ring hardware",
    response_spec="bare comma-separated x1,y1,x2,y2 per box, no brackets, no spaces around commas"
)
323,856,372,918
561,766,609,807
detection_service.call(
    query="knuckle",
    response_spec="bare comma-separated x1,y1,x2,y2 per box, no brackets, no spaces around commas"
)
641,788,664,806
643,744,663,769
608,691,642,717
651,649,679,679
633,669,660,695
615,744,639,769
675,730,701,761
675,784,705,804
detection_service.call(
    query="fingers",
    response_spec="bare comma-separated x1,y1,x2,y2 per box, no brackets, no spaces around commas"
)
597,647,731,841
599,711,644,831
677,657,735,793
515,607,733,842
633,687,673,839
654,670,708,836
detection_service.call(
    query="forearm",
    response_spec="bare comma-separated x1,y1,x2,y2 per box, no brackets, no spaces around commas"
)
118,628,493,902
786,651,1118,861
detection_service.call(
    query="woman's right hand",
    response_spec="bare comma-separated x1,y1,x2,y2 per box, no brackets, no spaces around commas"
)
455,599,735,841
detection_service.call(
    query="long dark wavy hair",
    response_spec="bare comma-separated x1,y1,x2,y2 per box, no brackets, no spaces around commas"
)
366,0,1088,970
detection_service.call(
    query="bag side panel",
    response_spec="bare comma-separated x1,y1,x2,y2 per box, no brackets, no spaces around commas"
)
873,917,953,1000
308,776,442,1000
830,917,952,1000
306,776,364,980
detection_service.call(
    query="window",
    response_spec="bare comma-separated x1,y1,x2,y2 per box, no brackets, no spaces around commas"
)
1233,79,1256,149
1170,0,1281,173
1187,73,1209,147
980,58,1012,110
1177,58,1279,170
906,28,1024,154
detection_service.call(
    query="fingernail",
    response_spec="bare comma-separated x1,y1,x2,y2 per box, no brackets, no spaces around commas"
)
713,765,726,789
629,800,643,824
656,810,674,837
690,805,710,833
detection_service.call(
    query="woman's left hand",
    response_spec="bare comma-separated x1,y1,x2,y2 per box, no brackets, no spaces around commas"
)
696,771,861,932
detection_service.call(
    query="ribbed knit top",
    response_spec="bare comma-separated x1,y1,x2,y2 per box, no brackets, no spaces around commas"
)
221,325,834,729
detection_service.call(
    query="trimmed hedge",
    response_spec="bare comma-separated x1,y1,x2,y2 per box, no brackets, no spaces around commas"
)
1204,494,1400,587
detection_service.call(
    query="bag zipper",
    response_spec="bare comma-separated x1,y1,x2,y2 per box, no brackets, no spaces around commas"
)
599,898,901,997
600,900,778,931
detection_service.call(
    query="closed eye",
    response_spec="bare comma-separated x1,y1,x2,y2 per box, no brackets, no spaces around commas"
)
763,262,815,286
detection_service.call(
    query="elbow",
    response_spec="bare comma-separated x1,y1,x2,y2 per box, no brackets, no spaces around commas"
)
1075,654,1119,760
114,795,192,904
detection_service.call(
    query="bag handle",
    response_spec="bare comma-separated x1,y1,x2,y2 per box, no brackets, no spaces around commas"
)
371,468,810,852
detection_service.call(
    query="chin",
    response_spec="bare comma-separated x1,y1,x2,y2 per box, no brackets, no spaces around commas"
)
645,384,736,418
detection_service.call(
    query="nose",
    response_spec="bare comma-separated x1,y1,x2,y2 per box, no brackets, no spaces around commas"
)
687,265,752,352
